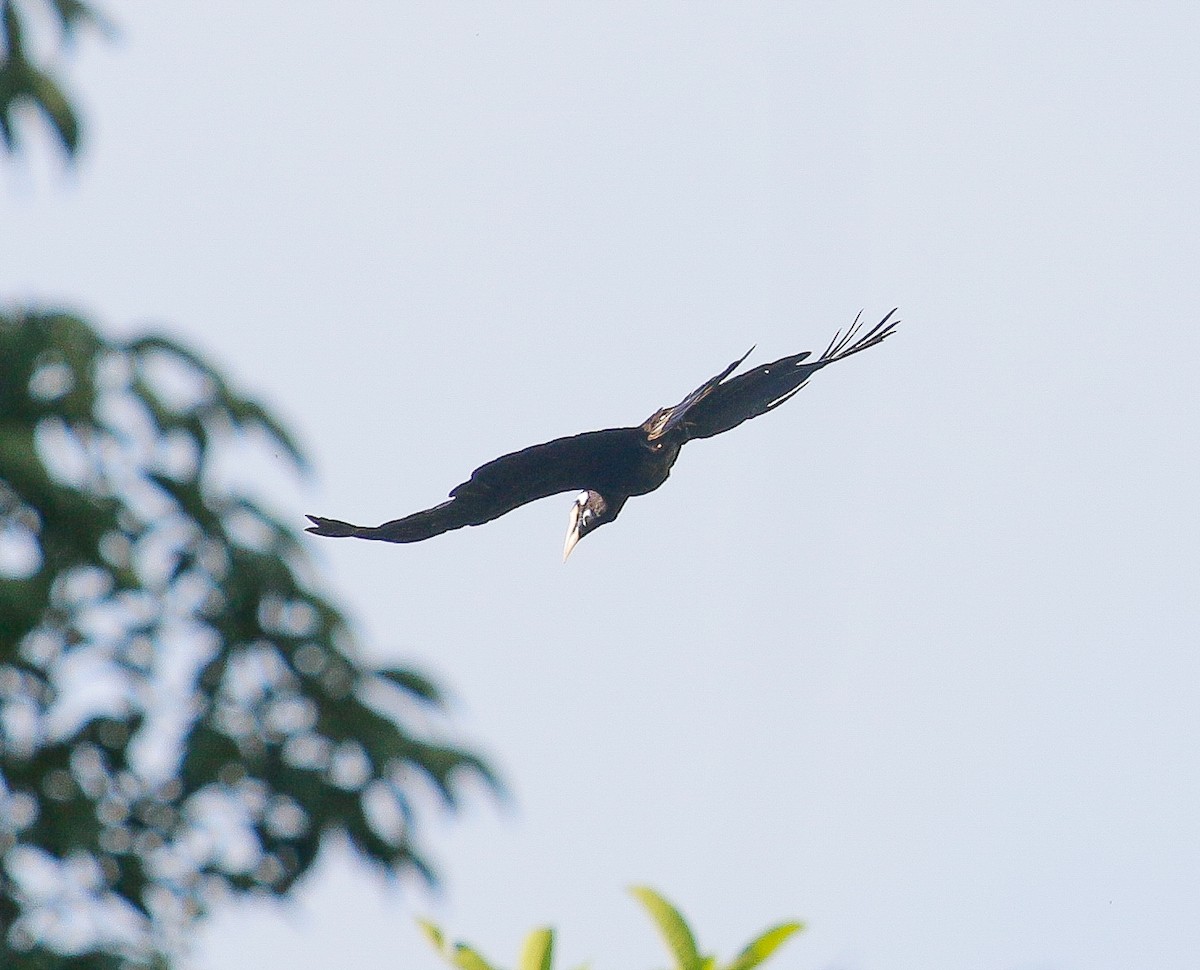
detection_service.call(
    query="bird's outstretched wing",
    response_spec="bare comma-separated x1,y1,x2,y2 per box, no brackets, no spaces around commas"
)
673,309,899,441
642,346,755,441
306,427,644,543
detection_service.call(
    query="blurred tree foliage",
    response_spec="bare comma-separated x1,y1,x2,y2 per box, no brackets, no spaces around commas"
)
2,5,498,966
420,886,804,970
0,0,113,155
0,310,497,968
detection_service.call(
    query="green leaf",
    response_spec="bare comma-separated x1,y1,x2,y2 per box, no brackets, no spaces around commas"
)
47,0,118,41
451,943,500,970
723,922,804,970
0,2,83,156
416,920,501,970
378,666,445,705
519,927,555,970
2,0,26,54
630,886,703,970
29,64,80,153
0,108,14,152
417,918,446,951
126,333,224,380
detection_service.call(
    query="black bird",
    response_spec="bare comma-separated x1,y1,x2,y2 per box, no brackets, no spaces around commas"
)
307,309,898,559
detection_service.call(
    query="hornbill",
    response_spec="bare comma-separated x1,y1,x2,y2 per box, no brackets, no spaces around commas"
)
307,309,898,560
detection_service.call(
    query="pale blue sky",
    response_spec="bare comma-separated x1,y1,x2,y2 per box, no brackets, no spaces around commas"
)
4,3,1199,969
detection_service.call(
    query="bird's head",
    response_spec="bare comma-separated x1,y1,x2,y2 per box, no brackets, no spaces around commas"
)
563,490,614,561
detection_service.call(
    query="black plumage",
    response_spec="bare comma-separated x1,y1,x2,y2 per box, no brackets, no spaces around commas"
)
307,309,898,558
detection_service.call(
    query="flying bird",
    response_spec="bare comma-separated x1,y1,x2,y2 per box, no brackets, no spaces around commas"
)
307,309,898,559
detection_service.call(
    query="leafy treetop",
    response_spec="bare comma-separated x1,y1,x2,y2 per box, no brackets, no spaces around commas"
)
0,309,497,969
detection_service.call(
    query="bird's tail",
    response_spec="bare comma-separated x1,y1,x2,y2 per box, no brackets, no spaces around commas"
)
817,308,900,365
305,499,472,543
305,515,374,538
